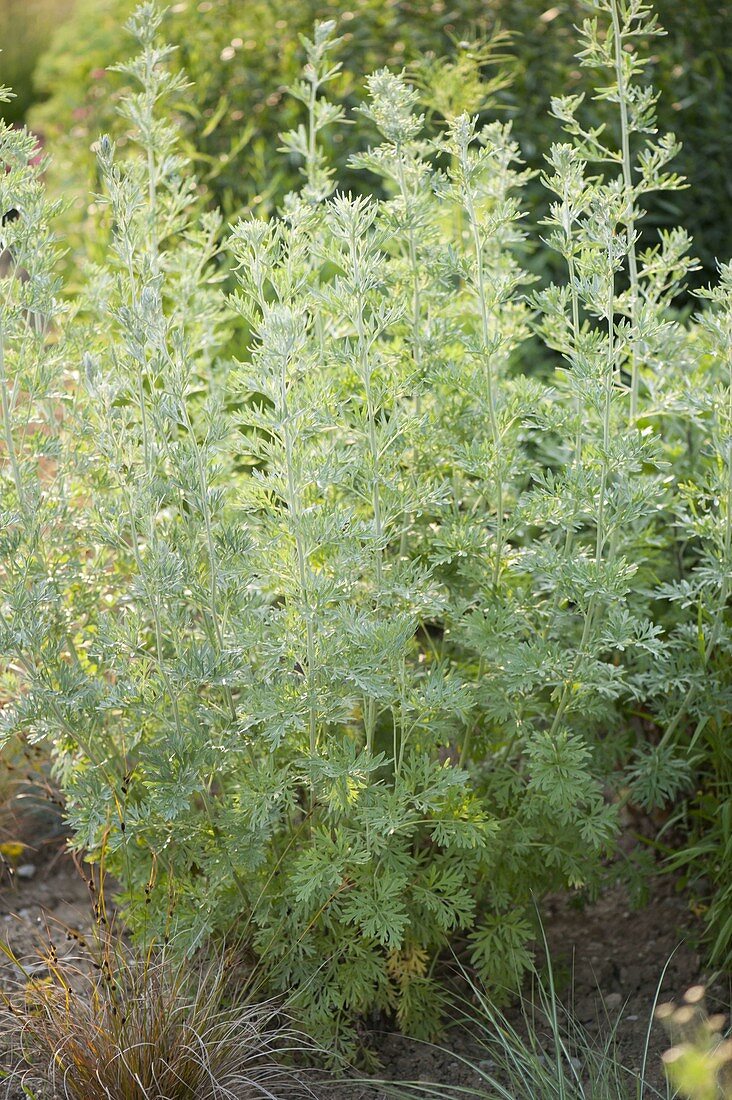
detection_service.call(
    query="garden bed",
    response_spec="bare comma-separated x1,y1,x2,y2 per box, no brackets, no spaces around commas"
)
0,849,720,1098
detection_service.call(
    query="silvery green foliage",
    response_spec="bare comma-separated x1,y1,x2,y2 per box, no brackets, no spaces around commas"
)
3,0,732,1052
521,0,700,814
52,11,618,1046
0,93,92,765
518,1,732,958
229,47,503,1045
224,18,622,1037
62,4,253,922
651,264,732,964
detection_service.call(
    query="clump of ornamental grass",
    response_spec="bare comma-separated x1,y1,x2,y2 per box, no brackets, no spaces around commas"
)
374,946,679,1100
0,900,321,1100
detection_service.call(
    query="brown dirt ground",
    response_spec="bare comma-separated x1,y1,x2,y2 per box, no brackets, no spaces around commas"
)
360,872,725,1099
0,813,727,1099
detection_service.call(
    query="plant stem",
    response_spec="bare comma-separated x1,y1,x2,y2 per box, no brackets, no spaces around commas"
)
348,226,384,757
144,45,159,272
550,248,615,736
396,150,423,560
459,656,484,768
279,352,318,762
610,0,641,421
462,175,504,590
350,229,384,597
0,325,25,510
307,70,319,195
545,225,584,641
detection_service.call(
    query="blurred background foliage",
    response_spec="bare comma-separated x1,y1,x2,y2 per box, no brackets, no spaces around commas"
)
13,0,729,287
0,0,74,125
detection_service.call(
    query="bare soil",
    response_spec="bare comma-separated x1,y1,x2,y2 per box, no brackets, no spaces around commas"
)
362,872,723,1098
0,826,727,1099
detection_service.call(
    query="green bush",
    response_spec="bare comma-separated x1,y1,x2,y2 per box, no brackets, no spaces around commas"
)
3,0,732,1058
29,0,732,283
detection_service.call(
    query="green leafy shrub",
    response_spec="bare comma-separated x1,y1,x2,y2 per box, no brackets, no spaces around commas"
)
3,0,732,1058
657,259,732,967
29,0,732,283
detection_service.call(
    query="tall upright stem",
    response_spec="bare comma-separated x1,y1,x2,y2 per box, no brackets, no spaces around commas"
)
550,252,615,737
396,151,423,560
280,359,318,761
463,183,504,589
348,228,384,757
350,231,384,595
307,72,319,196
544,243,584,641
0,325,24,510
610,0,641,420
144,47,159,272
565,251,584,557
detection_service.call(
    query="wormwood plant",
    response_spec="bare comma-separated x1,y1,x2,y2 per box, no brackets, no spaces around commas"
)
506,0,697,808
562,4,732,960
1,7,622,1048
0,83,97,802
11,10,501,1048
219,31,510,1041
59,5,250,925
657,264,732,963
224,14,653,1036
367,0,704,969
528,1,732,963
3,0,732,1056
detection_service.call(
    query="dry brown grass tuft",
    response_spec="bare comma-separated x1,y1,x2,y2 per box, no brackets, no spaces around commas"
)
0,926,321,1100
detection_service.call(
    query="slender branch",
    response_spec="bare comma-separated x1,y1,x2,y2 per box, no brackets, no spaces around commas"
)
462,173,504,589
610,0,641,420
